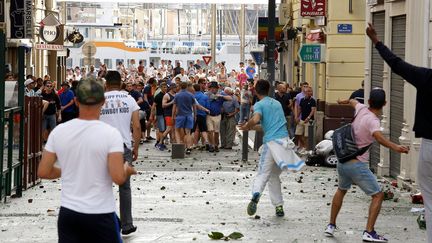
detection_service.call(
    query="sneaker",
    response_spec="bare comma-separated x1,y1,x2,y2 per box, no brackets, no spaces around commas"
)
146,136,156,141
185,148,192,155
247,192,260,216
154,142,159,148
205,144,210,151
122,225,137,235
209,146,215,153
159,144,167,151
362,230,388,242
215,146,220,152
324,223,336,237
275,205,284,217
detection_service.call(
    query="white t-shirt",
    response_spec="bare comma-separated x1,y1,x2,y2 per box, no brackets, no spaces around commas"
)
176,74,189,82
45,119,124,214
99,91,140,149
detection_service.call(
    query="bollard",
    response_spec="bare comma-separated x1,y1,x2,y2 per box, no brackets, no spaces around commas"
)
307,120,315,151
242,130,248,161
171,143,185,159
254,131,263,151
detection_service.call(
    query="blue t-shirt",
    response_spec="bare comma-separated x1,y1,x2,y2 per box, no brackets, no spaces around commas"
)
246,66,256,79
253,96,288,143
206,91,225,116
195,91,208,117
174,90,195,116
60,90,76,113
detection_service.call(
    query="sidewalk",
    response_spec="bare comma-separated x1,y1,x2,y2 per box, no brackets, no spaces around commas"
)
0,134,427,242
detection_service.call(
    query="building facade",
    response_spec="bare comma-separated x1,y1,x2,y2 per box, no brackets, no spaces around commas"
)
280,0,366,102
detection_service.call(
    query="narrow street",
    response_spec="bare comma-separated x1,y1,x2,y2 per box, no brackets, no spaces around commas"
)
0,135,427,242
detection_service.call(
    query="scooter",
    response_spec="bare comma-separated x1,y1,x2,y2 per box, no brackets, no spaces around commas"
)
305,130,338,168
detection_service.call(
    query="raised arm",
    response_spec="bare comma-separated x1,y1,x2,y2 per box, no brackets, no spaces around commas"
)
367,23,432,91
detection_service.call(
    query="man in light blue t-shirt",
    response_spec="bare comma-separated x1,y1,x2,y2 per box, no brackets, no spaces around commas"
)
239,79,290,218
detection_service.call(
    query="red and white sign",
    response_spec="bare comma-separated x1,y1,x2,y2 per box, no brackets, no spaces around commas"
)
301,0,326,17
35,43,64,51
202,56,212,65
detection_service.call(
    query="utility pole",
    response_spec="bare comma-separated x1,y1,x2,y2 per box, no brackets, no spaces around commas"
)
267,0,276,96
211,4,217,69
240,4,248,162
240,4,245,62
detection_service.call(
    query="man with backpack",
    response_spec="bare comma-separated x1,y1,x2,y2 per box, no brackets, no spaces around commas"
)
324,89,409,242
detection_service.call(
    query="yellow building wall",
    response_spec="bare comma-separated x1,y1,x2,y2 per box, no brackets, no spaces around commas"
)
326,0,366,103
290,0,365,102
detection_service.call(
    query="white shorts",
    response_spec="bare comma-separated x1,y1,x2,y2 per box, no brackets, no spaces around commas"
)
295,120,309,137
206,115,221,132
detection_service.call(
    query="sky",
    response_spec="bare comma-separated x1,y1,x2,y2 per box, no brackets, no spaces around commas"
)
57,0,280,4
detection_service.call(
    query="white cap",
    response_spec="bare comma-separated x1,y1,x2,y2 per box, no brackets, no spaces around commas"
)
24,79,34,86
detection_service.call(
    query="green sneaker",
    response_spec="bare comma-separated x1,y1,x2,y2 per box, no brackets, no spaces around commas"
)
275,205,285,217
247,192,260,216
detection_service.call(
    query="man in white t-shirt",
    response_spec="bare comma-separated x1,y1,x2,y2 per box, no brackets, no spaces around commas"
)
175,68,189,82
38,78,137,243
99,70,141,235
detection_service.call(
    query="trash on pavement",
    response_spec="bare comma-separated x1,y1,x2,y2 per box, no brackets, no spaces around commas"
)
411,192,424,204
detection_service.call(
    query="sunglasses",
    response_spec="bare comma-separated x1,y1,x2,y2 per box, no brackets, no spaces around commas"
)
46,85,53,88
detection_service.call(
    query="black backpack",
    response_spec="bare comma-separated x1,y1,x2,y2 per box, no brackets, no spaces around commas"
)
332,112,372,163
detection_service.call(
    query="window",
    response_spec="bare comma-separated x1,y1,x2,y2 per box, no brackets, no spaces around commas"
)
104,59,113,69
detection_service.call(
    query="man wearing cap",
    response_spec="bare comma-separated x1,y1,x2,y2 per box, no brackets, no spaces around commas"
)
59,82,77,123
324,89,409,242
99,71,141,235
366,23,432,243
24,78,38,97
38,78,137,243
205,81,232,152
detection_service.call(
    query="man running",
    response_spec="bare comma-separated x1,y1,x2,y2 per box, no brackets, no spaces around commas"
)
240,79,304,218
99,71,141,235
38,78,137,242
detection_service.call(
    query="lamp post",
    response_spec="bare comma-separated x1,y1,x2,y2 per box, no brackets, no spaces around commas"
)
267,0,276,96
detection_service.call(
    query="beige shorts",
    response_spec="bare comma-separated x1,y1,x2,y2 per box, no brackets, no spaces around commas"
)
295,120,309,137
206,115,221,132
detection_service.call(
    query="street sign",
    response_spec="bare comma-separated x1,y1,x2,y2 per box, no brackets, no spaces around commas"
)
10,0,33,39
82,42,97,57
301,0,326,17
298,44,325,63
337,24,352,34
83,57,95,66
202,56,212,65
250,51,264,66
35,43,64,51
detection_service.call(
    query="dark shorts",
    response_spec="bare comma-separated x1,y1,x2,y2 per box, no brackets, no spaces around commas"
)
58,207,122,243
192,115,208,133
156,115,166,132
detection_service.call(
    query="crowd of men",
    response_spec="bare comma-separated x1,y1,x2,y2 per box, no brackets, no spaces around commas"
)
17,58,319,154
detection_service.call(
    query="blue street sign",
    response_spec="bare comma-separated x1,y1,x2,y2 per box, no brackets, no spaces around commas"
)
337,24,353,34
250,51,264,66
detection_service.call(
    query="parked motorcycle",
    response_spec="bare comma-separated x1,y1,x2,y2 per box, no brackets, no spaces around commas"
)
305,130,338,168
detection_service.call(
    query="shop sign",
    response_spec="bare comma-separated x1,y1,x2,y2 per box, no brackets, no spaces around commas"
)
301,0,326,17
9,0,33,39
